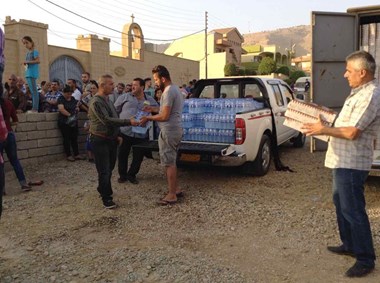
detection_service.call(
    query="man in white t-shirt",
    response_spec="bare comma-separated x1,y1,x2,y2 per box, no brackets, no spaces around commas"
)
67,79,82,101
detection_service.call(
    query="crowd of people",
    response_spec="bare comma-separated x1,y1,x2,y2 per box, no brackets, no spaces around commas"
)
1,31,379,279
0,32,193,210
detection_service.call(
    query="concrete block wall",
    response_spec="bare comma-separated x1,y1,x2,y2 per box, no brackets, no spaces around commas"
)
4,112,88,170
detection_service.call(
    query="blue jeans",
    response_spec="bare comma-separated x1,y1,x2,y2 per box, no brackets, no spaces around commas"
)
332,168,376,267
0,132,27,186
90,135,118,202
26,77,39,111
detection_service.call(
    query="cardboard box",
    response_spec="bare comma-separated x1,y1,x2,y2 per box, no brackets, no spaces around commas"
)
284,100,337,142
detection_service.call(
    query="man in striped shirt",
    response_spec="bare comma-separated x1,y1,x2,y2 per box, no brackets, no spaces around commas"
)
302,51,380,278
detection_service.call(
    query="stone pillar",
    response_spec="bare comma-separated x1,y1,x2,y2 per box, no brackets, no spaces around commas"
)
76,34,110,79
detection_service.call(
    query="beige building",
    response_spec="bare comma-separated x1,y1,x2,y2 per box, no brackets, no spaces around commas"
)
242,44,290,65
292,54,311,74
3,16,199,87
164,27,245,79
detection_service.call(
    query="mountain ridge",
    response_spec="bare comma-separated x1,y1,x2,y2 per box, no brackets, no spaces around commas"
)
242,25,311,57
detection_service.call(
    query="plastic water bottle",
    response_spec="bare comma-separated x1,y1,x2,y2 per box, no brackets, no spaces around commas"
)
228,130,235,143
189,99,195,114
183,128,188,140
183,100,189,113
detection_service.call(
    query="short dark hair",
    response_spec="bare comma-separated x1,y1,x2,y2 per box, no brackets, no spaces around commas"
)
133,78,145,87
152,65,171,81
82,71,90,77
68,78,77,85
117,82,125,88
144,77,151,82
52,79,60,85
62,84,73,93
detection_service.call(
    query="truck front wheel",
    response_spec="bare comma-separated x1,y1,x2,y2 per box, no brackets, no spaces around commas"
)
243,134,272,176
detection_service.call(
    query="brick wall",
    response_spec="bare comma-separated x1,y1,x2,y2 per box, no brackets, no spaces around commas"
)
4,112,88,170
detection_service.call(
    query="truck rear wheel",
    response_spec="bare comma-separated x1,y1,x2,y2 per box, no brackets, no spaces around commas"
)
243,134,272,176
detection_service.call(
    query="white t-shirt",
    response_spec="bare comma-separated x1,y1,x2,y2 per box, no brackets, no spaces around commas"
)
72,89,82,101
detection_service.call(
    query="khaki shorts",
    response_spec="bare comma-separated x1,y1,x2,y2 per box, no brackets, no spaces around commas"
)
158,129,183,166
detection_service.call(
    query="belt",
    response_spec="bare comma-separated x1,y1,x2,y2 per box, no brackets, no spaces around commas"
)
90,132,117,141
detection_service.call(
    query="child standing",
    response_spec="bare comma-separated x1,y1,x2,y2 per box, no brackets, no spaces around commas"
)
22,36,40,112
83,120,94,162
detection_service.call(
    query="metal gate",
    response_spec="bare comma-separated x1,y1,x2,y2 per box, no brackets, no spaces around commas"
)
49,56,84,89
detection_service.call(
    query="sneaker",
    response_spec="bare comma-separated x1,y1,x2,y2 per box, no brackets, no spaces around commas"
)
21,185,32,192
103,199,116,209
327,245,355,257
117,177,127,183
345,261,374,277
127,176,139,185
74,155,86,160
67,156,75,162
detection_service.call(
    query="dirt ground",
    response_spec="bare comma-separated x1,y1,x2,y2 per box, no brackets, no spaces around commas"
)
1,141,380,282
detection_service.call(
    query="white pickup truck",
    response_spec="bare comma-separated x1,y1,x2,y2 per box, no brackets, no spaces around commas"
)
140,77,305,176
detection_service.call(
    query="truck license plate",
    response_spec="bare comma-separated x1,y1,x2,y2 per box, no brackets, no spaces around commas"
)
180,153,201,162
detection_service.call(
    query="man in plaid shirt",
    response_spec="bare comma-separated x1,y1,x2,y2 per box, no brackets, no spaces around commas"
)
302,51,380,278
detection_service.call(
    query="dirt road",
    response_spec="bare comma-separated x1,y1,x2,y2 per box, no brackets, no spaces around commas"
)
1,142,380,282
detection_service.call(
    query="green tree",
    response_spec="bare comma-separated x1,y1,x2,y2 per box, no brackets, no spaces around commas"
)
224,63,239,76
258,57,276,75
289,70,307,82
276,65,290,76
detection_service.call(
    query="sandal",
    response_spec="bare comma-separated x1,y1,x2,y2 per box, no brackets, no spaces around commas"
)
157,199,177,206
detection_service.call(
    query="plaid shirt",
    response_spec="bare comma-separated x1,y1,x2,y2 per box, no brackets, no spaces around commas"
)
0,107,8,164
325,80,380,170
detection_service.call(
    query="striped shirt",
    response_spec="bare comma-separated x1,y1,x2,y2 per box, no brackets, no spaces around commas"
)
0,107,8,164
325,80,380,170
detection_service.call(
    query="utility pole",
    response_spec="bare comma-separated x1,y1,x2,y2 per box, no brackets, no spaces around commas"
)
205,11,208,79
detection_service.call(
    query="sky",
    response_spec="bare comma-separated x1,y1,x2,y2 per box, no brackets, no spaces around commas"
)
1,0,380,51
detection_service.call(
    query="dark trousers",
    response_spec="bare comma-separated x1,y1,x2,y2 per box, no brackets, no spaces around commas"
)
58,123,79,157
0,162,4,218
117,134,146,179
0,132,26,185
332,168,376,267
91,135,118,201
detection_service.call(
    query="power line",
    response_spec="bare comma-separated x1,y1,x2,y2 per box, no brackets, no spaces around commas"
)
112,0,201,17
73,0,202,29
43,0,202,41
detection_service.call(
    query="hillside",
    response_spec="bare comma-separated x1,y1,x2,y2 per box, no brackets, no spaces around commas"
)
153,25,312,57
243,25,311,57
